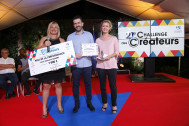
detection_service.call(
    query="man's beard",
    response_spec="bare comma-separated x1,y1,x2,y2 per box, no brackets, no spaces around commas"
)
75,26,83,32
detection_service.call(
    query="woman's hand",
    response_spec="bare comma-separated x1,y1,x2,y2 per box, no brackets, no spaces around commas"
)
52,68,59,71
44,41,51,47
96,59,104,63
104,53,116,61
104,55,112,61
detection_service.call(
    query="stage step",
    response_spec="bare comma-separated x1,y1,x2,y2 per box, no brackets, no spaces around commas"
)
117,70,130,74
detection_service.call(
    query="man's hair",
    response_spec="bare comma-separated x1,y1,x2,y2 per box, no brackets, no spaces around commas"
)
19,48,24,52
1,48,9,53
73,15,83,22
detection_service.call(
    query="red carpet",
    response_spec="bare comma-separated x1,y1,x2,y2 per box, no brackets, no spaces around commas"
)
0,73,189,126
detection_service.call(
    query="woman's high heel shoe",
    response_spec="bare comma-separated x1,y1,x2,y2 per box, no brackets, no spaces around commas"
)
42,113,48,118
57,106,64,113
102,104,107,111
58,108,64,113
112,106,117,114
42,108,48,118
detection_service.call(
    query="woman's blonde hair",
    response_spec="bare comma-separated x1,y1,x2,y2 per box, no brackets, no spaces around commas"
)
100,20,113,31
47,21,60,37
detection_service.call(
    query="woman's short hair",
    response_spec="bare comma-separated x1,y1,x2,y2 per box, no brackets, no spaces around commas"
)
100,20,113,31
47,21,60,37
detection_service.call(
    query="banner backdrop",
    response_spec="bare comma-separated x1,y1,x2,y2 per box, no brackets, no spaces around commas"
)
118,19,185,57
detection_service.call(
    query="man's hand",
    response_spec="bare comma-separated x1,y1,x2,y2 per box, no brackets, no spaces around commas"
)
25,62,29,68
75,53,83,59
0,64,14,69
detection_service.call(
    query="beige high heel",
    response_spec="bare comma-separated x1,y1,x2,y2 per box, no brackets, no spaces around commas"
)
102,103,107,111
42,108,48,118
112,106,117,114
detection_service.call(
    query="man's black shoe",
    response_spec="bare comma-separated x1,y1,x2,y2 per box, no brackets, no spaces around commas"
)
73,104,80,113
87,103,95,111
5,92,11,99
11,92,16,97
33,90,40,95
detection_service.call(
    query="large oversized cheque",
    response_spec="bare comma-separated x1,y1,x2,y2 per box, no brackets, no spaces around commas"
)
81,43,98,56
28,41,77,76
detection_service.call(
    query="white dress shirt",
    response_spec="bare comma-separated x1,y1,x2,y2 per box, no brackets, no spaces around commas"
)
0,57,15,74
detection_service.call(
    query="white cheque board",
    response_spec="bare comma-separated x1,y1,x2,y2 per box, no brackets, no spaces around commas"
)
28,41,77,76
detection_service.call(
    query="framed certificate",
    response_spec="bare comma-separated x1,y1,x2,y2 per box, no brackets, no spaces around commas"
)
28,41,77,76
81,43,98,56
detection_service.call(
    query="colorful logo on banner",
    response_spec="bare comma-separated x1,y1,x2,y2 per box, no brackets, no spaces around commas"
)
119,19,184,28
119,50,184,58
118,19,184,57
119,21,150,28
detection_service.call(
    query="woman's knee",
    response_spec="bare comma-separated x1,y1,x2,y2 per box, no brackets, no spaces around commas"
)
43,84,51,90
55,83,62,88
